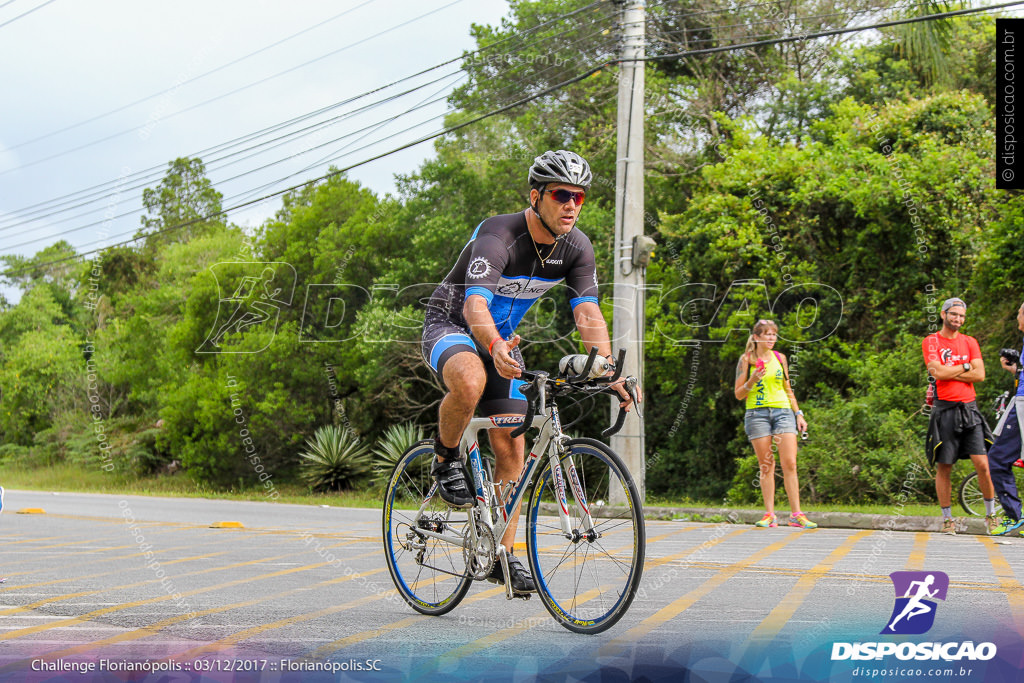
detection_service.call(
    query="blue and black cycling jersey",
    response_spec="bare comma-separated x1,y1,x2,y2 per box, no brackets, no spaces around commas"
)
426,210,600,337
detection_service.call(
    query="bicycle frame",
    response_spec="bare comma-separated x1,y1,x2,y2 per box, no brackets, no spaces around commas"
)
409,401,596,573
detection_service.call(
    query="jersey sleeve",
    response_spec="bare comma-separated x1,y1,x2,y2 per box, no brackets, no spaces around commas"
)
922,335,940,366
565,237,599,310
967,336,983,361
462,234,509,304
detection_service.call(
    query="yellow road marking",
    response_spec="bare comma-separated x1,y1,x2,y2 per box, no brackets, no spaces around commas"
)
1,567,389,669
0,541,365,637
416,586,608,678
977,535,1024,634
306,586,506,660
597,530,806,658
0,551,229,595
0,529,304,577
905,532,929,571
748,529,873,642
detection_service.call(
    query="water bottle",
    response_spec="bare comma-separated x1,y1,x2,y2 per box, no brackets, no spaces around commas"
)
559,354,611,379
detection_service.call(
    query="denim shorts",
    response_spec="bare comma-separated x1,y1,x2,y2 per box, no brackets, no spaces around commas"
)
744,407,797,440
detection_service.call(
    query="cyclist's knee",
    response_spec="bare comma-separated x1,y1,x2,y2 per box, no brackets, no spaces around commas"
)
443,357,486,400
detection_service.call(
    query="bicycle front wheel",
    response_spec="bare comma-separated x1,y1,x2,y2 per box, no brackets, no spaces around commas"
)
526,438,645,634
382,440,472,615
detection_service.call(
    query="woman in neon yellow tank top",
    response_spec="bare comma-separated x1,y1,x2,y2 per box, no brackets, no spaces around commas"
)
734,319,816,529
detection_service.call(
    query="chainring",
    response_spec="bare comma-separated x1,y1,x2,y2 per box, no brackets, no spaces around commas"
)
462,520,496,580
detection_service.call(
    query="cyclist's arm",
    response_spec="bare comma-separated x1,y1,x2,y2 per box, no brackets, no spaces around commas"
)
464,294,521,379
571,301,613,362
572,301,638,408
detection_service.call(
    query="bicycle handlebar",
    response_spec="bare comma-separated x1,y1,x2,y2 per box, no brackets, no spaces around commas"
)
508,348,638,439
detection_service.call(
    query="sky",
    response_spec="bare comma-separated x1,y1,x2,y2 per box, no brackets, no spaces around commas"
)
0,0,511,280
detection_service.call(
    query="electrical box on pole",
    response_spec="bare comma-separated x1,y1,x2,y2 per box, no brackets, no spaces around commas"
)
610,0,646,503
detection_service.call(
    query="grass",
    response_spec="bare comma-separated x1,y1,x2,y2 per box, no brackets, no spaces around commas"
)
0,463,953,519
0,463,385,509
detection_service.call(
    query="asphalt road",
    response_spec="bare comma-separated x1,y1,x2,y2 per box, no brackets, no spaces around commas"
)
1,489,1023,682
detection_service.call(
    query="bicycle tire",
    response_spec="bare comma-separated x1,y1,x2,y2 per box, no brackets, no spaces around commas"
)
382,440,473,616
958,472,986,516
525,437,645,634
959,469,1020,518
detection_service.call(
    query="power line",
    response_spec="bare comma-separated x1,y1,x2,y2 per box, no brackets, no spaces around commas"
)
0,67,466,225
0,0,55,29
6,0,379,152
3,61,611,275
639,0,1024,61
0,9,616,245
648,0,950,45
232,71,469,203
0,68,468,232
2,0,1014,277
0,0,611,223
0,0,469,178
0,77,466,247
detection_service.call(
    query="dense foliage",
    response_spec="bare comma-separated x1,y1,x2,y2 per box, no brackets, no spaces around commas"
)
1,3,1018,507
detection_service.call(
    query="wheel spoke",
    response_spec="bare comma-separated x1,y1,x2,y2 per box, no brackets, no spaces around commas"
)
528,440,644,634
383,442,471,616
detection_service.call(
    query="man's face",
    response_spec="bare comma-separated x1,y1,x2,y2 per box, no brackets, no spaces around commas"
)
1017,303,1024,332
942,305,966,332
531,182,585,237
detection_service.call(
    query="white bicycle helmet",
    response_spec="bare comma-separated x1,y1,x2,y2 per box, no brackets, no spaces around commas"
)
528,150,592,190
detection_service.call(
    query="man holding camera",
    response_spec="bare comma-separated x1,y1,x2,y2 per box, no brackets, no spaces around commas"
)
987,302,1024,536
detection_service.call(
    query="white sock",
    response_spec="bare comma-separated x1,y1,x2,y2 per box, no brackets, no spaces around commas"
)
984,498,996,517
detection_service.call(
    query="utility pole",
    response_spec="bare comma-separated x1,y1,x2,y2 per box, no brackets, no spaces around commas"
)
610,0,648,503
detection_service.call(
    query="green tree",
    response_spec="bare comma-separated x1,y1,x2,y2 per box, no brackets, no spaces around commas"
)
140,157,224,244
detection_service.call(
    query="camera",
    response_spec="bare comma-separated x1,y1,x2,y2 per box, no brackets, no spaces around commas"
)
1000,348,1021,366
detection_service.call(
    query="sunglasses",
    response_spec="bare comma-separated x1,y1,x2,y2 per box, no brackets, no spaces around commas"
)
545,188,586,206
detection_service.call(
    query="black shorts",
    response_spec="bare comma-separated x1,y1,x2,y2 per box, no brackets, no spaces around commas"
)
421,308,528,417
929,400,991,465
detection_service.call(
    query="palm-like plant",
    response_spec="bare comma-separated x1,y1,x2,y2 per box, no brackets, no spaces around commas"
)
371,422,426,489
299,425,372,492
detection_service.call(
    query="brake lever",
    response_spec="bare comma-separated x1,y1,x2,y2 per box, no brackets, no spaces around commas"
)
626,376,642,419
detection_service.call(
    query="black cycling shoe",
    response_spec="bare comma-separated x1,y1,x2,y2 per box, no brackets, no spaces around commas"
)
430,456,474,508
488,554,537,594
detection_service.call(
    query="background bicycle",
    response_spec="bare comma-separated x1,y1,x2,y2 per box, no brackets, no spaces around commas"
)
959,390,1021,516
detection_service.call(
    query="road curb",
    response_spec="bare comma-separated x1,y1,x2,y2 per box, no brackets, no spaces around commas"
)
643,506,994,536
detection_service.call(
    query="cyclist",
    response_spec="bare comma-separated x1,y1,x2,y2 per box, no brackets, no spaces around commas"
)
987,301,1024,536
922,297,996,535
420,150,637,594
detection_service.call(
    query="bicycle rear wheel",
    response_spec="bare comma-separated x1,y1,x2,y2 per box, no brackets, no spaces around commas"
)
958,471,1002,517
526,438,645,634
382,440,472,615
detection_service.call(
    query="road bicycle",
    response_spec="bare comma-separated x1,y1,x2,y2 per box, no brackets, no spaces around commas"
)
382,348,645,634
959,391,1022,516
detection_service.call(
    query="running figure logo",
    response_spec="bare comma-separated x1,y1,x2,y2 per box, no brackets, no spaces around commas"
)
881,571,949,635
197,262,296,354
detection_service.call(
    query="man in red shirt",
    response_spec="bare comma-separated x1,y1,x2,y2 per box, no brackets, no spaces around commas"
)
923,297,995,535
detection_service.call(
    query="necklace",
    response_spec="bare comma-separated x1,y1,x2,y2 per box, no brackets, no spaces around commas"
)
531,236,558,267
